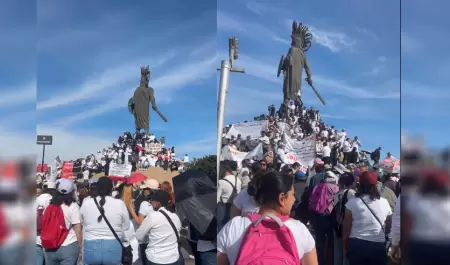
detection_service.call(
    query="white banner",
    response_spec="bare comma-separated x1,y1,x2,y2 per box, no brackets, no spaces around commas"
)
226,120,268,139
221,143,264,168
146,143,162,154
109,163,132,177
284,134,316,167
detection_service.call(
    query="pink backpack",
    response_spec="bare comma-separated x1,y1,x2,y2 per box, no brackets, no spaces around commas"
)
235,214,301,265
308,182,339,215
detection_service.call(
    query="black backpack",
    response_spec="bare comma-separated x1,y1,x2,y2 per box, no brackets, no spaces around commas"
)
330,189,349,238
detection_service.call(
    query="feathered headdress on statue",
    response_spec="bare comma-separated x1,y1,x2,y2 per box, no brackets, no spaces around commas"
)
140,65,150,87
291,21,313,51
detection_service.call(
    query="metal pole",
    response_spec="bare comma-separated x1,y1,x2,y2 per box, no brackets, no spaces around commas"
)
41,144,46,173
217,60,231,182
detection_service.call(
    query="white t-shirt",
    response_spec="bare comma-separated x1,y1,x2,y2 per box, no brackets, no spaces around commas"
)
345,195,392,242
343,141,352,153
3,202,27,247
139,201,155,217
322,146,331,157
135,208,182,264
217,216,315,265
406,193,450,242
233,189,259,215
217,175,241,203
80,196,130,241
351,140,361,152
83,170,90,180
36,193,53,245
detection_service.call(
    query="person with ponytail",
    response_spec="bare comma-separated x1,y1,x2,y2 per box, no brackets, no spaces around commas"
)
80,177,131,265
44,178,82,265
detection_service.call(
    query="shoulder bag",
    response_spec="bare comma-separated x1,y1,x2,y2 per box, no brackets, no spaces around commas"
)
94,198,133,265
159,209,183,259
358,197,391,253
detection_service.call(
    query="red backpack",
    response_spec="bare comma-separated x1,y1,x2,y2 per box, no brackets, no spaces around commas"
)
235,214,301,265
36,206,44,234
40,204,69,249
0,206,10,245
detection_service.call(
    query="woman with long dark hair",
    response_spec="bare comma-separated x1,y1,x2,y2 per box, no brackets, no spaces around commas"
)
44,179,82,265
217,170,318,265
80,177,131,265
342,171,392,265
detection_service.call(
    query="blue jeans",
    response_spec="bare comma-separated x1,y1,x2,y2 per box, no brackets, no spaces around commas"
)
310,213,334,265
197,250,216,265
347,238,386,265
83,239,121,265
36,245,45,265
0,243,25,265
45,242,80,265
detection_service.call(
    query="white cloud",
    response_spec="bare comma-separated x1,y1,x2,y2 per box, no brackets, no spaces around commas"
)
237,55,399,100
36,51,177,111
0,129,36,159
284,20,355,52
0,81,36,108
35,126,115,164
402,82,450,100
49,54,218,126
217,12,290,45
174,136,216,156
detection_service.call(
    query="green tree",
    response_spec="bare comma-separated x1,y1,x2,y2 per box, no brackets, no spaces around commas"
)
190,155,217,183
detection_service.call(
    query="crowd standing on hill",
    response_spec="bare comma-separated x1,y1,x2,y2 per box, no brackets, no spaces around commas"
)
218,99,404,265
34,131,200,265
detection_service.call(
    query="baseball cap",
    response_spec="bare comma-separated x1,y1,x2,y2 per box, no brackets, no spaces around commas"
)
140,179,160,190
359,171,378,185
56,178,74,195
151,190,172,206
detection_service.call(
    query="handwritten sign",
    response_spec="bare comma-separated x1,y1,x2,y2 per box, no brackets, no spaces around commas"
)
226,120,268,139
109,163,132,177
284,134,316,167
145,143,162,154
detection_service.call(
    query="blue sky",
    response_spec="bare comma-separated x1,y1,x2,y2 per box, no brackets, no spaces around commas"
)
218,0,401,156
1,0,217,162
402,0,450,150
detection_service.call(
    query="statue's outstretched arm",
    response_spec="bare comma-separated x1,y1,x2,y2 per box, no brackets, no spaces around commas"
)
148,87,157,109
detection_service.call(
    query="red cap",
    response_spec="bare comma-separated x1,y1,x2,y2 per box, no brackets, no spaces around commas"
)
359,171,378,185
421,168,449,187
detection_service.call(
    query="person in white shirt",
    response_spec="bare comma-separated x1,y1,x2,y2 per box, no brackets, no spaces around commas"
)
343,171,392,265
322,142,332,164
388,196,401,263
183,154,189,163
136,190,183,265
342,138,352,164
217,171,317,265
217,161,241,230
43,179,82,265
80,177,130,265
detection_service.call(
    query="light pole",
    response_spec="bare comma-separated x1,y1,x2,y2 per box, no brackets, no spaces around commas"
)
216,37,245,181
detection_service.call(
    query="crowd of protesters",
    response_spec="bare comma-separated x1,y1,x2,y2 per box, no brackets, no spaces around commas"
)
34,131,196,265
217,98,404,265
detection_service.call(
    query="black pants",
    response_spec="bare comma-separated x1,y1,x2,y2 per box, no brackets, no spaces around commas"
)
343,152,350,164
409,240,450,265
347,238,386,265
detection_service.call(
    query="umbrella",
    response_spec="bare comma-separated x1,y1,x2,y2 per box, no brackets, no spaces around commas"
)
108,176,126,182
172,169,217,234
374,158,400,174
126,172,147,184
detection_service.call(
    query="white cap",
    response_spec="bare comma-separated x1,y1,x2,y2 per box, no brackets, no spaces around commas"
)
140,179,159,190
56,178,75,195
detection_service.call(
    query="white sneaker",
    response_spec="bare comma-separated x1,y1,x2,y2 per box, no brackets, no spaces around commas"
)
189,255,195,259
